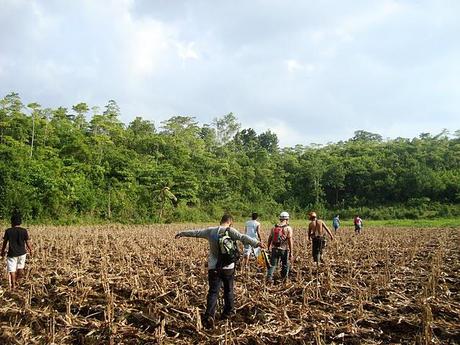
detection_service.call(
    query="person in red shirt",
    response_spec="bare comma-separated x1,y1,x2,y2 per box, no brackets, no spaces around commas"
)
354,215,363,234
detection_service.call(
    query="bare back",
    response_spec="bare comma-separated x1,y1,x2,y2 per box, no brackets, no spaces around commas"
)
308,220,325,238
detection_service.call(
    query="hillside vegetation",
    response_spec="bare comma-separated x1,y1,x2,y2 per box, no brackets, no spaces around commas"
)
1,93,459,223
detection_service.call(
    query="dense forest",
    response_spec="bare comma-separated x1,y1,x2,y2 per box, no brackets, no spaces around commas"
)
0,92,459,223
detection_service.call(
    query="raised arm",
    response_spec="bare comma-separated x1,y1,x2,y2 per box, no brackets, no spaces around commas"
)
228,227,261,248
175,228,211,239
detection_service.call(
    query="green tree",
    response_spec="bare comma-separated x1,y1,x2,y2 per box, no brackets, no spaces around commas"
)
212,112,241,145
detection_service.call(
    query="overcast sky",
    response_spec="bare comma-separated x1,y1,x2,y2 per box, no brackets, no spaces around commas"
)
1,0,459,147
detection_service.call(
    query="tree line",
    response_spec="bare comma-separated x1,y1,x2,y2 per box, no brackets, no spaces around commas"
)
1,92,459,223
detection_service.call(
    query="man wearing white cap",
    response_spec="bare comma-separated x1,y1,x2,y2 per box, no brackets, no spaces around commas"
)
266,211,293,283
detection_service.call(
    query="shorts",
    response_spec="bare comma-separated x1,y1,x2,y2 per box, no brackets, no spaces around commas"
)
243,245,260,257
7,254,27,273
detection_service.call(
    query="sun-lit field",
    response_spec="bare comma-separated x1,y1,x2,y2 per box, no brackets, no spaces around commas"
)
1,224,459,344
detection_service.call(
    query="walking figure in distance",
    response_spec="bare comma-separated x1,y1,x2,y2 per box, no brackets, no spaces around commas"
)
354,215,363,234
1,211,33,290
242,212,261,269
175,214,265,328
308,212,334,265
266,211,293,283
332,214,340,233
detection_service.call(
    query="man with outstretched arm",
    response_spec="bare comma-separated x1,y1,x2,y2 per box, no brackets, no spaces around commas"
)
175,214,265,328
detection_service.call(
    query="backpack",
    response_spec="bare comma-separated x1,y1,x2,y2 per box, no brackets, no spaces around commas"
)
217,227,240,267
272,224,287,247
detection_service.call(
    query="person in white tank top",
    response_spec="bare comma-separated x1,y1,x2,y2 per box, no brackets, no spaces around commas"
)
242,212,261,268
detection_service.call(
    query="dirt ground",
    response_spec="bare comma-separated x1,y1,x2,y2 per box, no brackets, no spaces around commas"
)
1,224,459,344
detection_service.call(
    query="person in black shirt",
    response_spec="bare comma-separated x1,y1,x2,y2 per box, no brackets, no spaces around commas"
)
1,211,32,290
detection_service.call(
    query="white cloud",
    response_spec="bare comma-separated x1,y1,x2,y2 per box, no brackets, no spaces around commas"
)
0,0,459,147
125,19,173,76
177,42,200,61
338,0,408,37
286,59,317,74
286,59,303,73
251,118,306,148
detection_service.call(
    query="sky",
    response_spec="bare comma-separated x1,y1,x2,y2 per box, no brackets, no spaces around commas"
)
1,0,459,147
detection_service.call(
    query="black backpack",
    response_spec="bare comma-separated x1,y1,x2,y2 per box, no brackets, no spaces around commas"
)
217,227,240,267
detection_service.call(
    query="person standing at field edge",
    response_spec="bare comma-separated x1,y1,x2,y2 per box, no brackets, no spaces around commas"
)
308,212,334,265
242,212,262,268
332,214,340,233
266,211,293,284
354,215,363,234
175,214,265,328
1,211,33,290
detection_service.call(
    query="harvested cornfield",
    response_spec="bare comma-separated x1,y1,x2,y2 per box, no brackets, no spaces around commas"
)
1,224,459,344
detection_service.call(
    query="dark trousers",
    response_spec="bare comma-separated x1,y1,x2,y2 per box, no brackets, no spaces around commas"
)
266,248,289,280
312,237,325,263
204,268,235,319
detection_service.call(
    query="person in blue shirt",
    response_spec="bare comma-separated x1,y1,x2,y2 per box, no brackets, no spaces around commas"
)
332,215,340,233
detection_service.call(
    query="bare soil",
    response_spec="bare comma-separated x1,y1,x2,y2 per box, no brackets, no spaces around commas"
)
1,225,459,344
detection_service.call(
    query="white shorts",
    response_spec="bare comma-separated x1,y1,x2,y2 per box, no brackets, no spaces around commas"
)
7,254,27,273
243,245,260,257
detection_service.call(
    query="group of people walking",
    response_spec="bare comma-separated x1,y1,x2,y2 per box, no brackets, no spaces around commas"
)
175,210,364,328
332,214,363,234
2,209,363,330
